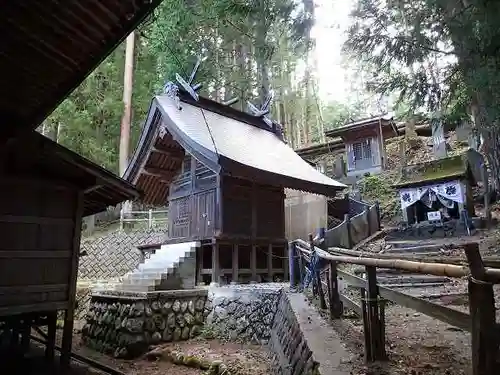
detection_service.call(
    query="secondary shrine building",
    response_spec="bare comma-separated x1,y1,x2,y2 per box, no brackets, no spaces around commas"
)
124,88,345,285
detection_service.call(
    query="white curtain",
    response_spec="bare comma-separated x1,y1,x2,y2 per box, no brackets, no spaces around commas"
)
400,180,464,210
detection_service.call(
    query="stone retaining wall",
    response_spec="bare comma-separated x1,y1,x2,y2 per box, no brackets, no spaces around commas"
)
205,284,283,344
269,292,320,375
82,289,207,358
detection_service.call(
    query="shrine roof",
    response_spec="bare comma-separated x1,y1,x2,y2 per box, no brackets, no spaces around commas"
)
393,154,471,189
124,91,346,205
324,114,398,139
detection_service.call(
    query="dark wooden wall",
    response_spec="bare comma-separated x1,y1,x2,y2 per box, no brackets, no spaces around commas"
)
167,156,286,242
221,176,285,240
0,177,79,317
168,155,218,240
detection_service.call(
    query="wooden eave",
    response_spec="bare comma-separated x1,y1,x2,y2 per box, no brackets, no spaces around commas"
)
3,131,141,216
0,0,163,138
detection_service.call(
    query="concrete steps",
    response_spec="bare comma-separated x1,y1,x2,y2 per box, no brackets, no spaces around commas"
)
96,241,200,293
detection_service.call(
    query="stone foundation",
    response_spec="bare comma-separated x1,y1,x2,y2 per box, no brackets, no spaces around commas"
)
269,292,320,375
204,283,283,344
82,289,207,358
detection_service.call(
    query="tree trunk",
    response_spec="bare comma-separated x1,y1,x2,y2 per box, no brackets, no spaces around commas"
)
119,31,135,177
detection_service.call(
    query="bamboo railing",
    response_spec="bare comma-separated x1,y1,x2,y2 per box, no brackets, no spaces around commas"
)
289,237,500,375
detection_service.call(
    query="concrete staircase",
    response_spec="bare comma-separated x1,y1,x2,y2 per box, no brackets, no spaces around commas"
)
102,241,200,292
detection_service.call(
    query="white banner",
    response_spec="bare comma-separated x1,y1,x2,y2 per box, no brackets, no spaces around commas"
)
399,180,464,210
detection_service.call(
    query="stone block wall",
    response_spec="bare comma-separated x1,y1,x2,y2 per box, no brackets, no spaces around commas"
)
82,289,207,358
204,284,283,344
269,292,320,375
79,228,167,280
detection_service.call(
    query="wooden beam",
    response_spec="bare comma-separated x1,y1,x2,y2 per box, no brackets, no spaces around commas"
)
151,147,184,161
337,269,472,331
142,167,177,181
0,301,68,318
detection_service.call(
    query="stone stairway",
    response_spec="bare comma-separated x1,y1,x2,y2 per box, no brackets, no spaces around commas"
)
376,239,454,291
99,241,200,292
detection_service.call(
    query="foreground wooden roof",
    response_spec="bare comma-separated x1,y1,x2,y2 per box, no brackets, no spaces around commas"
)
2,131,141,216
124,91,346,205
0,0,163,136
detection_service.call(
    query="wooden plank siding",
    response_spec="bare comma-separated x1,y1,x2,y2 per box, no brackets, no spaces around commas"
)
222,176,285,240
0,177,78,316
168,155,218,240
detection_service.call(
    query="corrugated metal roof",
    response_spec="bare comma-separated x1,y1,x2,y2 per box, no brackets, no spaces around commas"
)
154,95,346,196
0,0,162,135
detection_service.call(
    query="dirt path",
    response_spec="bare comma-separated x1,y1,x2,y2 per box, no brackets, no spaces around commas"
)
44,333,273,375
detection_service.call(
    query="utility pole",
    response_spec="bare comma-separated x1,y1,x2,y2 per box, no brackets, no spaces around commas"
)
119,31,135,220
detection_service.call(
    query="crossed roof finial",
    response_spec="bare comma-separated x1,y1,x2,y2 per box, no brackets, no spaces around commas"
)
175,56,204,101
247,91,274,127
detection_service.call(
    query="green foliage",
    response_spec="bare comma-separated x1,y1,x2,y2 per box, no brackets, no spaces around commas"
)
345,0,500,188
358,175,394,202
42,0,326,173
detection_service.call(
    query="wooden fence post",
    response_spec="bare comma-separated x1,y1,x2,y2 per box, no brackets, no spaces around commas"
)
327,261,343,319
464,243,498,375
362,266,386,362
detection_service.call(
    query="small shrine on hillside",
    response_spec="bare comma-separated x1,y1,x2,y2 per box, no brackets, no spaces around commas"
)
324,114,399,181
393,154,476,225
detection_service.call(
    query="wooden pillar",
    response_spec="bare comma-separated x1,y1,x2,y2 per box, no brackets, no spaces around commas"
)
10,319,20,348
267,244,274,282
250,245,257,282
211,243,220,285
61,192,84,368
232,244,239,283
21,317,31,354
464,243,498,375
283,243,289,282
45,312,57,361
196,246,204,285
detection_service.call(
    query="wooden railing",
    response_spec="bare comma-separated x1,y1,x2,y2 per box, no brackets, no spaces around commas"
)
289,237,500,375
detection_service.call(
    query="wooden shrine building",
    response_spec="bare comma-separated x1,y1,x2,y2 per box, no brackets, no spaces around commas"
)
0,0,162,368
0,131,140,365
124,83,346,285
324,114,399,180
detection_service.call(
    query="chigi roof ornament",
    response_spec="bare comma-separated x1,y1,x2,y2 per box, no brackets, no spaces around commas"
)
247,91,274,128
162,57,204,110
176,57,203,101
